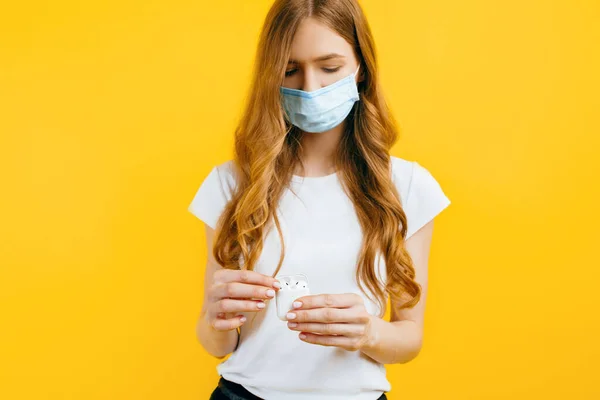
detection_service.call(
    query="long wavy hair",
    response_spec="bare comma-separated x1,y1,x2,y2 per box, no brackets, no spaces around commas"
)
213,0,421,320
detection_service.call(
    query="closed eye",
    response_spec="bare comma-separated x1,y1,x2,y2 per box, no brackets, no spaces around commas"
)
284,67,342,77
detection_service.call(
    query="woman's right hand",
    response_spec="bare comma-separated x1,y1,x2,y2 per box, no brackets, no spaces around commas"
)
205,269,281,331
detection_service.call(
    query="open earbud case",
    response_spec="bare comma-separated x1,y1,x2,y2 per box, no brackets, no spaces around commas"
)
275,273,310,321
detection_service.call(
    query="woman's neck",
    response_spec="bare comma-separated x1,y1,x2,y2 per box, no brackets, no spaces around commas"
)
294,122,345,177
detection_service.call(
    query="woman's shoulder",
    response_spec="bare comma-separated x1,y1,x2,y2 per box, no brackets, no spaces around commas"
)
389,154,414,174
208,159,233,175
187,159,238,229
207,159,241,196
389,155,451,238
389,154,442,191
389,155,417,196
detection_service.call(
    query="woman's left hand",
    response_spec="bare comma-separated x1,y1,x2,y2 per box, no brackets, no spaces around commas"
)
285,293,377,351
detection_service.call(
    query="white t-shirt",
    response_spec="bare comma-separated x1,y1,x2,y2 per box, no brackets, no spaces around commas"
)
188,155,451,400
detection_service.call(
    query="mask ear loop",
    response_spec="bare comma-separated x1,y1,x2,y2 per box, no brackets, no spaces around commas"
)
354,64,362,99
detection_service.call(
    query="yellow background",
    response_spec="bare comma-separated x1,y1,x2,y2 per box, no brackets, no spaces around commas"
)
1,0,598,398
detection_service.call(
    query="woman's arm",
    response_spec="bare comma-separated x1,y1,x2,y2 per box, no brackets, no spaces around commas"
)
196,223,240,358
360,219,434,364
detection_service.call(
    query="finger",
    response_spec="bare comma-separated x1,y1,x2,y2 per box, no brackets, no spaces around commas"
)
215,282,277,300
211,314,247,331
292,293,362,310
297,332,364,351
287,322,366,337
216,269,281,290
214,298,268,314
289,307,368,324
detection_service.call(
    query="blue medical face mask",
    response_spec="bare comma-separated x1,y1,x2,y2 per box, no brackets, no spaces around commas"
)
280,64,361,133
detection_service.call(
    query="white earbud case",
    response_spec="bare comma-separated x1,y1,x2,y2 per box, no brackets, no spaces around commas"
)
275,273,310,321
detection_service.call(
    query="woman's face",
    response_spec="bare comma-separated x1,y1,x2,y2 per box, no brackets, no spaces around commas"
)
282,17,362,91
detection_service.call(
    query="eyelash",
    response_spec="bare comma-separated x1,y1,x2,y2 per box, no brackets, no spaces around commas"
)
285,67,341,77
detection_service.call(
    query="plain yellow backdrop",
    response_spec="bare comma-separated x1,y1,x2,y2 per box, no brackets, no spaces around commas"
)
1,0,599,399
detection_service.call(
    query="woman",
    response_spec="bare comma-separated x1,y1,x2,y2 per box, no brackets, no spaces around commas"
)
189,1,451,399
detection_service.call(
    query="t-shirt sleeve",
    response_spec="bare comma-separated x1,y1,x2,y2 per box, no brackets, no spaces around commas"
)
187,164,233,229
403,161,451,240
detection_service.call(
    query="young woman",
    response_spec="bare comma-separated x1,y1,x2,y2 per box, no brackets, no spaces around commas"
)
189,1,451,399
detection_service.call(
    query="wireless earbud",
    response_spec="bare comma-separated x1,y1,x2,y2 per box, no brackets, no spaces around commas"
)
275,273,310,321
280,276,307,290
293,279,308,289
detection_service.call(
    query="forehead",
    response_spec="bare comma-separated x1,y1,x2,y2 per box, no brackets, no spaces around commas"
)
288,17,354,63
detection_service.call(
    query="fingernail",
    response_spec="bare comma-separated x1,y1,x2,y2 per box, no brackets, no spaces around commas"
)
293,301,302,308
240,316,247,322
266,289,275,297
286,312,296,319
299,333,306,339
288,322,298,328
273,281,281,289
257,302,266,309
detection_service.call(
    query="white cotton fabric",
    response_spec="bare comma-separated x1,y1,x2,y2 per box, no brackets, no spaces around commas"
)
188,155,451,400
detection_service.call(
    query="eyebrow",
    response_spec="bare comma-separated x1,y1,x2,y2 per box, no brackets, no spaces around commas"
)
288,53,346,64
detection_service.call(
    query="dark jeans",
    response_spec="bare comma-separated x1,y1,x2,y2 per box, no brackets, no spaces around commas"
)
209,376,388,400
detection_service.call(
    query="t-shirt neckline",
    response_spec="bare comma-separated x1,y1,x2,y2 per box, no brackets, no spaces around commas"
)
291,170,339,183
